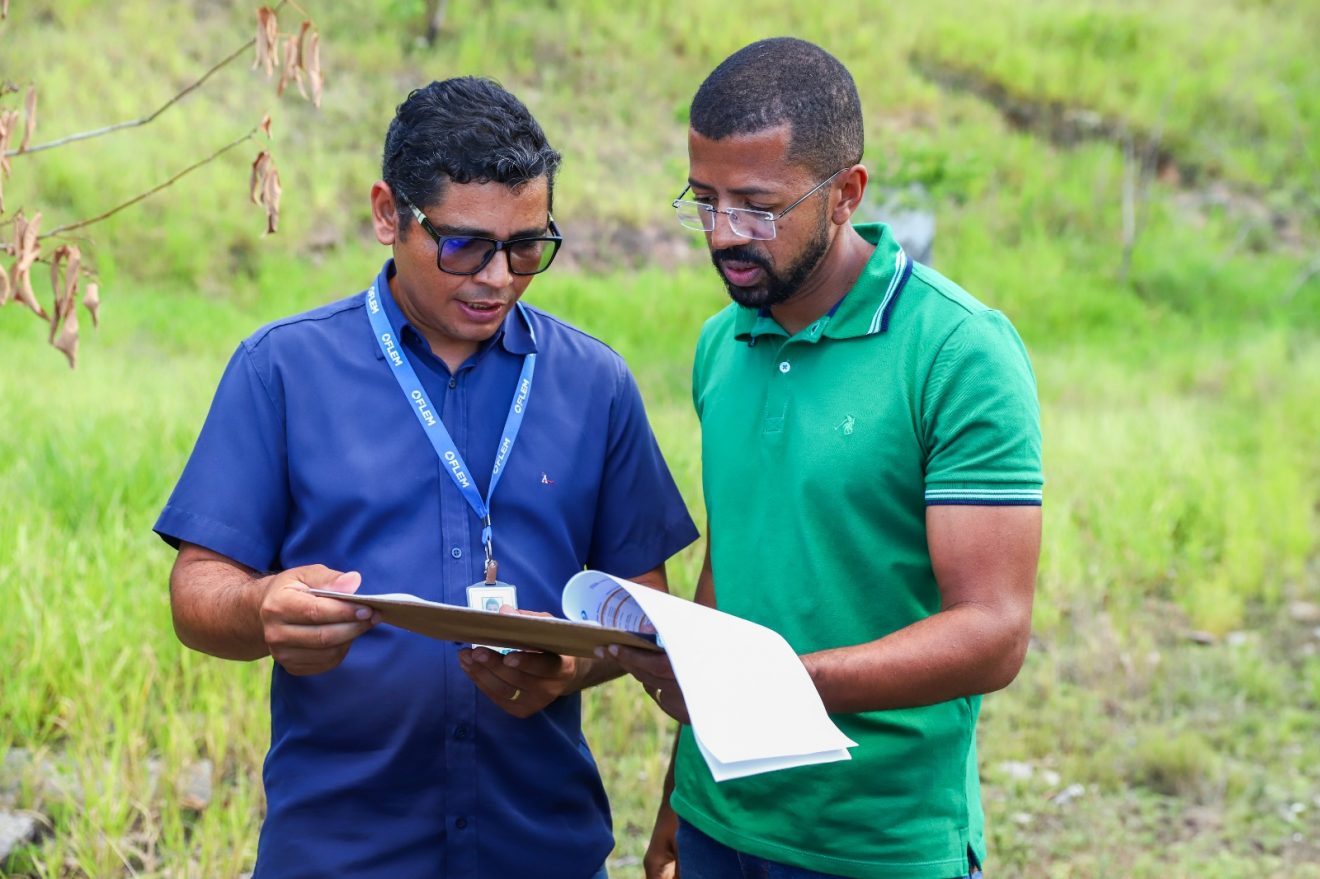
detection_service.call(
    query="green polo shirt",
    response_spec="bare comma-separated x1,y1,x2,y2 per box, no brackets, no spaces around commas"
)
672,223,1043,879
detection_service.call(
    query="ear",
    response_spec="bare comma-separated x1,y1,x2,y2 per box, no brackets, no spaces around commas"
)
370,180,399,246
831,165,868,226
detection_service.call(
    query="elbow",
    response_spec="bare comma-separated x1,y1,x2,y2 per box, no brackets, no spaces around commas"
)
983,625,1032,693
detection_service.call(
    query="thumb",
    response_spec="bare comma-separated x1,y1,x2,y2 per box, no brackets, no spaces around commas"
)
321,570,363,594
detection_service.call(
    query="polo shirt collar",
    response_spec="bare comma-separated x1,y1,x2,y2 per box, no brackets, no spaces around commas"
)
731,223,912,343
370,259,538,361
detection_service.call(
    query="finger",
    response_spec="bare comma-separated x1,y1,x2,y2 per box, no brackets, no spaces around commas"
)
459,654,526,702
603,644,677,681
502,651,569,680
267,583,374,626
459,648,526,690
275,618,376,650
499,606,553,619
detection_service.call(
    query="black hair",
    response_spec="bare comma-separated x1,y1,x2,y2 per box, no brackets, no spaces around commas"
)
690,38,863,177
382,77,561,232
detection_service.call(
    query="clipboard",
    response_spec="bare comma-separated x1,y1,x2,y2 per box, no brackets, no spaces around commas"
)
308,589,662,658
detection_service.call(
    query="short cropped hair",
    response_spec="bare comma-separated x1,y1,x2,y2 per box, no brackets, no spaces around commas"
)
382,77,561,231
690,38,863,177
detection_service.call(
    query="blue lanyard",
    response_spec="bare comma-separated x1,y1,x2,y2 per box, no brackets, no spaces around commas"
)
366,280,536,570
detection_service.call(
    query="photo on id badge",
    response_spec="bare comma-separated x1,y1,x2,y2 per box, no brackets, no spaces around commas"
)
466,583,519,654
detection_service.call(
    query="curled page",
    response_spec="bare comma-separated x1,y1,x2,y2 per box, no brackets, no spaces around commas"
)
563,571,856,782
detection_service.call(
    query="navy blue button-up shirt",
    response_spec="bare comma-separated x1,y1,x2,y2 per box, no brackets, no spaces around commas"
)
156,262,699,879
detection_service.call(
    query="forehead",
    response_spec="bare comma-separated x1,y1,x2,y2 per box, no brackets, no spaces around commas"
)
686,125,810,194
426,177,549,235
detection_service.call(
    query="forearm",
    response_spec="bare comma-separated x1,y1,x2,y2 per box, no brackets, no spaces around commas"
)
803,601,1031,714
169,544,273,661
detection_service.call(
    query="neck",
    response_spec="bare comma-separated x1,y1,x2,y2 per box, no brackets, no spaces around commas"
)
769,225,874,336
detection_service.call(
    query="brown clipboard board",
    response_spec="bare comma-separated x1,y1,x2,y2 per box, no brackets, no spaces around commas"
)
308,590,662,658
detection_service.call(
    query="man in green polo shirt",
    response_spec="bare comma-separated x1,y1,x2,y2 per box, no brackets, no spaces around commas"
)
610,37,1042,879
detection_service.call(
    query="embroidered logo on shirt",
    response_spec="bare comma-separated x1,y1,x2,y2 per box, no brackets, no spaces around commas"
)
835,415,856,436
541,472,556,485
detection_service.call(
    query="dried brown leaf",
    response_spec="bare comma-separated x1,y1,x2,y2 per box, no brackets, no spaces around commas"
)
0,260,10,306
0,108,18,178
48,244,82,343
261,162,282,234
12,211,47,319
1,0,8,21
52,306,79,368
83,280,100,327
259,112,273,139
249,150,271,204
305,30,323,109
253,7,279,78
295,20,312,69
277,34,305,99
20,85,36,152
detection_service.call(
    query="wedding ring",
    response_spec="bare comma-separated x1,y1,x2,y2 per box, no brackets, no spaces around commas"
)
510,688,521,702
654,687,663,703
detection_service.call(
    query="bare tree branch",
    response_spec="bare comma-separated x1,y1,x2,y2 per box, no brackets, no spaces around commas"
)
39,125,259,240
4,0,292,159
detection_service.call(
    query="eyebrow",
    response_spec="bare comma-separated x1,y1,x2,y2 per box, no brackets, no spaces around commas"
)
687,177,779,198
430,222,549,240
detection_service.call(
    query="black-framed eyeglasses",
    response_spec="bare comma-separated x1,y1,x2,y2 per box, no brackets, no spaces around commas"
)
671,168,847,240
397,192,563,276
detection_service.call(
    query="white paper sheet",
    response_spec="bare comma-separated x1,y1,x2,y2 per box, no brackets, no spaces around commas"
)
563,571,856,781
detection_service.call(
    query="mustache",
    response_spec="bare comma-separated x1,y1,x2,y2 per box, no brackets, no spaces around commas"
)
711,245,771,272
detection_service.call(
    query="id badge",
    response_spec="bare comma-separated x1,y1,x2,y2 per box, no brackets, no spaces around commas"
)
466,581,518,654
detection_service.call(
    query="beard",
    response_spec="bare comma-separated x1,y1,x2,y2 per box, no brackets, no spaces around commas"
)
710,215,831,310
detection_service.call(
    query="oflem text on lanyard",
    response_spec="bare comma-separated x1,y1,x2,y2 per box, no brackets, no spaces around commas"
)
366,281,536,582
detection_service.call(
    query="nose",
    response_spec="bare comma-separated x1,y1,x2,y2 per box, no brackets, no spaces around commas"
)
708,210,744,251
473,247,514,288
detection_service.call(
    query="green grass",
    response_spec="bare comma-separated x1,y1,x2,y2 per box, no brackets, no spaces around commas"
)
3,0,1320,876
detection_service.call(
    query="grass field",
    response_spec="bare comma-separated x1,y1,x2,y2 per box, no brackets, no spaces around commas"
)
3,1,1319,877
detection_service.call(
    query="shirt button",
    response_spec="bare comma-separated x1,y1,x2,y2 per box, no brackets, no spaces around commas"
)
448,377,458,389
455,817,468,830
450,546,463,559
778,361,791,373
454,724,469,740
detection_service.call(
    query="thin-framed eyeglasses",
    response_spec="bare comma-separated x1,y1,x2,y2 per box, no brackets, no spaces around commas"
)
671,168,847,240
397,191,563,276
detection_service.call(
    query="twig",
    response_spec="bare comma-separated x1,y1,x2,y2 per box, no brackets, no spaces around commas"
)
39,125,258,239
4,0,289,158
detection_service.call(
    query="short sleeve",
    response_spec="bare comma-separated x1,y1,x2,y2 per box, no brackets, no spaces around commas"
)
921,310,1043,506
588,358,699,576
154,341,291,569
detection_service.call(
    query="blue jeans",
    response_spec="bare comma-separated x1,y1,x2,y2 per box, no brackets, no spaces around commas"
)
676,818,982,879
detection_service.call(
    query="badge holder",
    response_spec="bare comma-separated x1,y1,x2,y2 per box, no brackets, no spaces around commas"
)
465,546,518,654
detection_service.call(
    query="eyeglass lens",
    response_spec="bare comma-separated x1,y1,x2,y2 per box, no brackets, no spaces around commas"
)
439,236,558,275
674,203,775,240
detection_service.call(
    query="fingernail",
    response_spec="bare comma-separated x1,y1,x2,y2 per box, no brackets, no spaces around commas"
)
608,645,620,657
506,656,520,668
593,647,605,659
355,608,370,620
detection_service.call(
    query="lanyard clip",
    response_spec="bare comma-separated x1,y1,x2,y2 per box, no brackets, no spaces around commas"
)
483,516,497,584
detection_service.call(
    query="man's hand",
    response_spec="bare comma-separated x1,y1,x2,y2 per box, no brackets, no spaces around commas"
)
458,607,578,718
644,797,680,879
602,644,690,724
259,565,379,676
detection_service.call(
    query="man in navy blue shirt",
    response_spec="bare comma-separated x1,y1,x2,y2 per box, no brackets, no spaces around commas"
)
156,77,698,879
